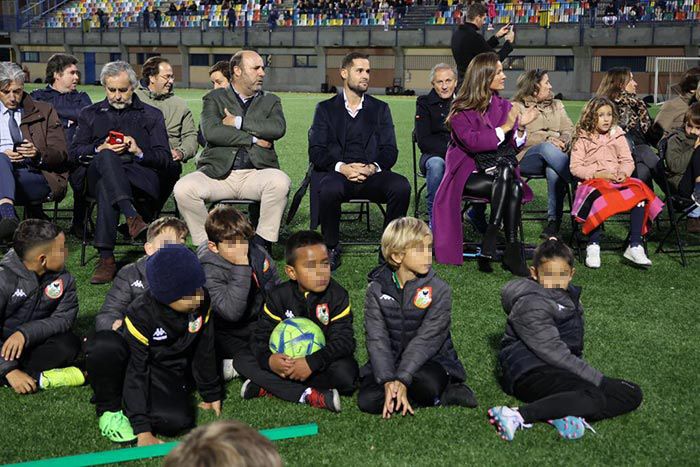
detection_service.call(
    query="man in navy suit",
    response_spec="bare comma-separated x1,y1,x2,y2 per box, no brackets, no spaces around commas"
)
308,52,410,270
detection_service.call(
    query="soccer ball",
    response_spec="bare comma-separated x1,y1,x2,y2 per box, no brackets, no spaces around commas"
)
269,318,326,358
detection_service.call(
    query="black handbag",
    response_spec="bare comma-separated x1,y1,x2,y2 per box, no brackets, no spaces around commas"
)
472,141,518,172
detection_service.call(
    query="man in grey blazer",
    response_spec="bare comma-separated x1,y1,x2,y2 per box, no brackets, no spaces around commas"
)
174,51,290,250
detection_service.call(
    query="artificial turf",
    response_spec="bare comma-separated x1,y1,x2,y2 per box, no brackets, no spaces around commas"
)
1,88,697,466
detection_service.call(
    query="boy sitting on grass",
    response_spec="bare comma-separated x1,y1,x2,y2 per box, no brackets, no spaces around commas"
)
123,244,222,446
246,230,358,412
358,217,478,417
1,219,83,395
197,205,280,383
86,216,188,443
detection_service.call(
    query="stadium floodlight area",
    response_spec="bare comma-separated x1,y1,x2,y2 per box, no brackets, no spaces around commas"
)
653,56,700,105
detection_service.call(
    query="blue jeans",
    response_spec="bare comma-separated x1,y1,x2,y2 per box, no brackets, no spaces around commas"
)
0,155,50,205
519,143,571,222
423,155,446,223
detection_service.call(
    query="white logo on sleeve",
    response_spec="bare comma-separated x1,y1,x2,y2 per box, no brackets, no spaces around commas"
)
285,310,295,319
152,328,168,341
131,280,145,289
12,289,27,299
379,294,395,301
557,304,566,311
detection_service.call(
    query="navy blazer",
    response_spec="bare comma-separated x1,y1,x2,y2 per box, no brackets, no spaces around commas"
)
308,93,398,172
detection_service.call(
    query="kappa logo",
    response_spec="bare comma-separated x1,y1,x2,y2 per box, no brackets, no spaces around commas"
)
131,280,145,289
379,294,395,301
152,327,168,341
285,310,295,319
557,304,566,311
12,289,27,299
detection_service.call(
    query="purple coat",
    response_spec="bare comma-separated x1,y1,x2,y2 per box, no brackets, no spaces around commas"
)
433,94,533,265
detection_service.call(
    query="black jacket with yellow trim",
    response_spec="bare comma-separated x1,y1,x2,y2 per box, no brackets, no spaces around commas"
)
252,279,356,373
122,290,222,435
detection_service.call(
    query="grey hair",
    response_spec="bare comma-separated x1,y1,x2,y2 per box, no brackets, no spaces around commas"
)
100,61,138,87
429,63,456,83
0,62,26,89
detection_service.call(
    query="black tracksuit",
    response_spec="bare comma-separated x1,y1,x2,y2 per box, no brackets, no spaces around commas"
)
248,280,358,402
122,291,221,435
0,250,80,383
499,278,643,424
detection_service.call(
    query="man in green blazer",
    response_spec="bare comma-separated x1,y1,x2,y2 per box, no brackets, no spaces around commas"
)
174,51,290,250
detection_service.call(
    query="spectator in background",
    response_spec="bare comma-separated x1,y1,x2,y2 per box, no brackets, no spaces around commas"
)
589,0,598,28
415,63,457,224
97,8,107,31
30,54,92,235
602,4,617,26
168,3,178,15
154,9,162,32
451,2,514,87
209,61,231,89
655,67,700,135
227,7,236,30
142,6,151,31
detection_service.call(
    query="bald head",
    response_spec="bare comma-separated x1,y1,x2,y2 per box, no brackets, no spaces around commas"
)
230,51,265,97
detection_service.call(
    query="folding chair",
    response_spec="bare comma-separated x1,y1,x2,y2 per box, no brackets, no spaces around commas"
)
460,195,525,261
411,129,427,218
521,173,576,233
339,198,387,246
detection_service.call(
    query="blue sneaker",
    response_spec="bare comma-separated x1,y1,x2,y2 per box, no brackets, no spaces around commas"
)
548,416,595,440
488,406,531,441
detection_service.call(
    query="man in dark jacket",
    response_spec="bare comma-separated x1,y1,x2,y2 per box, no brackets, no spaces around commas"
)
415,63,457,222
71,61,176,284
30,54,93,235
451,2,515,86
174,50,290,252
308,52,410,270
0,220,82,395
0,62,70,241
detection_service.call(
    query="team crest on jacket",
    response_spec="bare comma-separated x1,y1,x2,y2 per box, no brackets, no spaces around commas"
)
263,258,270,273
44,279,64,300
413,287,433,309
188,316,203,333
316,303,330,325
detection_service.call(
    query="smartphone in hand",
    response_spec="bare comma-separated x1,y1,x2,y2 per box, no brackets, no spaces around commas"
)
108,131,125,145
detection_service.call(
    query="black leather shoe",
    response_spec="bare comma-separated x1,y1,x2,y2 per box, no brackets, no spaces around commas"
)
0,217,19,242
328,246,342,272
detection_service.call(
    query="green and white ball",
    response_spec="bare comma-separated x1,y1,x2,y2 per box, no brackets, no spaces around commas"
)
269,318,326,358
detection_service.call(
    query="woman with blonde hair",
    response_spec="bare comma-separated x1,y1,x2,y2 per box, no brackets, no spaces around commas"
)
433,52,532,276
513,69,574,238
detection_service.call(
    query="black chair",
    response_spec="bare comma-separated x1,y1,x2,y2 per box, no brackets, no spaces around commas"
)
411,129,427,218
460,195,525,261
521,173,576,234
210,198,260,227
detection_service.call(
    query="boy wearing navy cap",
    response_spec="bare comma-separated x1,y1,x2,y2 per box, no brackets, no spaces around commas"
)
122,244,223,446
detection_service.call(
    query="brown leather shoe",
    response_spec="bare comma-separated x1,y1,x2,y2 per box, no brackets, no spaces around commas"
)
126,215,148,240
688,217,700,234
91,257,117,284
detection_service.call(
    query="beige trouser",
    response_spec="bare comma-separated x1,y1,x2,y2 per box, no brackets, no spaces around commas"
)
173,168,291,245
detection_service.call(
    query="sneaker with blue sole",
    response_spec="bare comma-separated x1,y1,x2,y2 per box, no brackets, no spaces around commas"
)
548,416,595,440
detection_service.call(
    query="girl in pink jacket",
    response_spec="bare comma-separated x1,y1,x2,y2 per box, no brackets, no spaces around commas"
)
570,97,663,269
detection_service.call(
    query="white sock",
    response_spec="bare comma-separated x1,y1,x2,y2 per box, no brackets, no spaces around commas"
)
299,387,312,404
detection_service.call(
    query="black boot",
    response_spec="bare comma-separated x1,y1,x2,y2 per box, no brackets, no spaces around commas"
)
540,219,562,239
502,242,529,277
479,224,500,260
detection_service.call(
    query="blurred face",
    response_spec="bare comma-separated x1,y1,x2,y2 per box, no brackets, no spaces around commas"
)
210,70,230,89
489,61,506,92
209,237,249,265
0,81,24,110
684,122,700,138
394,235,433,277
144,228,187,256
285,244,331,294
624,73,637,94
54,64,79,93
595,105,614,133
530,258,575,290
535,73,553,101
169,287,205,313
233,52,265,96
25,233,68,273
104,72,134,109
432,68,457,99
149,62,174,95
341,58,370,96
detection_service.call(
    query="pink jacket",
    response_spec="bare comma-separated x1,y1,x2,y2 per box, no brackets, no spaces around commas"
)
569,126,635,181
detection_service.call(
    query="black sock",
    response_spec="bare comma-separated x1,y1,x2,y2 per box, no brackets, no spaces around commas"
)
116,200,138,218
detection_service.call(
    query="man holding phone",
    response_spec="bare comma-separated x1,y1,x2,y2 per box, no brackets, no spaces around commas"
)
70,61,174,284
0,62,69,241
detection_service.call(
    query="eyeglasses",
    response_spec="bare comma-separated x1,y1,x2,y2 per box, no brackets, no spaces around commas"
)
158,74,175,82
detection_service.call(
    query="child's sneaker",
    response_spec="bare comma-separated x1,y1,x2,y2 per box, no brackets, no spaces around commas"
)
39,367,85,389
240,379,268,399
691,189,700,208
623,245,651,268
585,244,601,269
488,406,532,441
304,388,341,413
440,383,478,408
98,410,137,443
548,416,596,440
222,359,239,382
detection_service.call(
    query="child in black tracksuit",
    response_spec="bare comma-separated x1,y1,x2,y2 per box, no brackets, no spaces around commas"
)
245,230,358,412
196,205,280,380
122,244,222,447
85,217,189,443
0,220,83,394
358,217,477,417
488,239,643,441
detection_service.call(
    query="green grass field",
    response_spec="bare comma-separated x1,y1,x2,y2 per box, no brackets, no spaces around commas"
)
1,87,697,466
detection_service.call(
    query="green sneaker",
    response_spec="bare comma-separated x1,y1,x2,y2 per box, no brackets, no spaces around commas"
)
39,367,85,389
99,411,137,443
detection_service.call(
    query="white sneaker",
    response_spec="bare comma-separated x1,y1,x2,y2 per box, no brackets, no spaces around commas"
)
585,244,601,269
222,359,239,382
623,245,652,268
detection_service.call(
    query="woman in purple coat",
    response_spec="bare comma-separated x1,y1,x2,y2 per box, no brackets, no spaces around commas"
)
433,52,532,276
